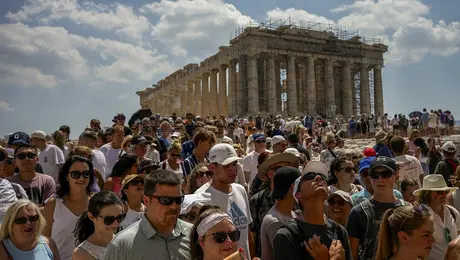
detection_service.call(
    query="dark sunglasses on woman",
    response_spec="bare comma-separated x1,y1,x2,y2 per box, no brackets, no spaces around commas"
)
14,215,39,225
196,170,212,178
209,230,241,243
96,213,127,225
69,170,91,179
151,195,184,206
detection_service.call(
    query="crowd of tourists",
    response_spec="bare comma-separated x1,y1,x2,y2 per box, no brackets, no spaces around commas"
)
0,109,459,260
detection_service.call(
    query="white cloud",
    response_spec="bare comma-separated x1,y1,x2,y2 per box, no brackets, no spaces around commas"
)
141,0,254,58
6,0,152,41
0,63,59,88
0,101,15,112
266,7,335,26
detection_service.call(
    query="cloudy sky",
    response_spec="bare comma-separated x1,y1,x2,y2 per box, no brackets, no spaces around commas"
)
1,0,459,138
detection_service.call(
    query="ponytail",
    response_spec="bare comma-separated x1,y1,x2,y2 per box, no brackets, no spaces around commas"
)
73,211,95,245
375,208,396,260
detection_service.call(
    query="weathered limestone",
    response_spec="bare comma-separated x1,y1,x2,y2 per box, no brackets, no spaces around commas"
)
187,81,194,113
247,55,259,115
275,60,282,114
266,56,277,115
325,59,335,119
201,73,210,117
360,65,371,114
194,78,202,116
228,61,237,115
306,57,316,115
341,62,353,118
219,65,228,116
286,56,297,116
209,69,219,116
374,65,384,116
237,56,247,116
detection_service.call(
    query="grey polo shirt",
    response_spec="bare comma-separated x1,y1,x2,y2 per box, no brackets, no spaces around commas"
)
104,214,192,260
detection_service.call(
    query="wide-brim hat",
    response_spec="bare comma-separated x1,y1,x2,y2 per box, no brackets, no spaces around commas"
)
258,153,298,180
121,174,145,190
413,174,458,196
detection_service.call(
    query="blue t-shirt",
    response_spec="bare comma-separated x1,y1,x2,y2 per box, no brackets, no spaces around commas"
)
373,144,393,158
351,188,403,206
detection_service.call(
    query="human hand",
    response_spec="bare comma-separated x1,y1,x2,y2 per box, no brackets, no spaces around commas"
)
329,240,345,260
304,235,329,260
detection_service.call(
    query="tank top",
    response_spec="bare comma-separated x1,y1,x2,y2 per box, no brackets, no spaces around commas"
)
120,203,144,230
3,236,53,260
112,177,122,196
51,198,81,260
77,240,107,260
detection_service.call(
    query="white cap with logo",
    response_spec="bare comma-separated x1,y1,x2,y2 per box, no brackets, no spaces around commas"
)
209,143,242,165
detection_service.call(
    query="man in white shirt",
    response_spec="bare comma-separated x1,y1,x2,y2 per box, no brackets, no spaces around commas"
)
390,136,423,187
100,125,124,175
243,133,268,187
30,130,65,183
78,130,107,179
195,143,253,259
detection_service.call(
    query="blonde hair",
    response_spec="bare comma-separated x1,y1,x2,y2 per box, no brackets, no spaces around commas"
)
169,139,182,152
0,200,46,241
69,146,92,158
409,129,421,141
324,132,335,144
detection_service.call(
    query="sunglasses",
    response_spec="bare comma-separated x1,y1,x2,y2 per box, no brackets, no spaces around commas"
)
69,170,91,179
129,179,143,186
96,213,126,225
435,190,449,195
196,170,212,178
171,154,182,158
14,215,39,225
208,230,241,244
16,153,37,160
151,195,184,206
328,199,346,206
340,167,355,173
255,140,266,143
180,212,198,222
303,172,327,181
370,170,394,179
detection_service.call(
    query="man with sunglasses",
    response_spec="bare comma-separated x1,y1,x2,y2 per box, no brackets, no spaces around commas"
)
244,133,269,188
7,144,55,207
195,143,253,259
105,169,191,260
347,156,409,260
274,161,350,260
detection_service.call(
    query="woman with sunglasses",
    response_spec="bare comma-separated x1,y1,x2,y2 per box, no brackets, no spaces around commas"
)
103,154,138,196
185,164,212,194
375,205,435,260
160,140,185,181
68,146,105,193
328,158,363,195
414,174,460,260
190,205,242,260
119,174,146,230
72,191,124,260
0,199,60,259
43,156,95,260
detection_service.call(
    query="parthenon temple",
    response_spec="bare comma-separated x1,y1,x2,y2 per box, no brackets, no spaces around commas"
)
136,20,388,119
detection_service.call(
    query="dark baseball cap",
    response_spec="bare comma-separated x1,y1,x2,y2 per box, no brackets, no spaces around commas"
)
131,135,152,145
369,156,397,173
8,132,30,146
270,166,301,200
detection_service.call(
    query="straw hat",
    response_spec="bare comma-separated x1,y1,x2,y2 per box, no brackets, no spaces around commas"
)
413,174,458,196
121,174,145,190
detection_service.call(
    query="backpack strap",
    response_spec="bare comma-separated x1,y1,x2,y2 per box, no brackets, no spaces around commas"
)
282,219,308,254
359,199,375,260
446,205,457,222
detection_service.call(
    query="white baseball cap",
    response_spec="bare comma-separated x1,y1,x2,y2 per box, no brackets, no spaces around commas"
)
293,161,329,204
271,135,286,146
442,141,457,152
209,143,242,165
31,130,46,140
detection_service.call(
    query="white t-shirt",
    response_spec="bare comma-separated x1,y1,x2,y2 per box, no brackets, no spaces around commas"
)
161,160,184,181
243,150,261,186
194,182,252,259
394,155,423,187
39,144,65,183
92,149,108,180
427,205,460,260
146,146,160,163
99,143,122,176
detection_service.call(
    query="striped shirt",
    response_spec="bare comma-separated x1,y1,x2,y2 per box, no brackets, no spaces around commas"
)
104,214,192,260
182,153,208,177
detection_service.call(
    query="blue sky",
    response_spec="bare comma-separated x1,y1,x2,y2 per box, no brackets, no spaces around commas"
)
0,0,459,138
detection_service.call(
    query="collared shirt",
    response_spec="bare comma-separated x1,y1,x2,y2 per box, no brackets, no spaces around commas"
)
426,205,460,260
104,214,192,260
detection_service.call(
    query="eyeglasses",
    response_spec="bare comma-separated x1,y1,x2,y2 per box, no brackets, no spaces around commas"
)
328,199,346,206
340,167,355,173
370,170,394,179
436,190,449,195
14,215,39,225
303,172,327,181
207,230,241,243
69,170,91,179
96,213,127,225
179,212,198,222
196,170,212,178
151,195,184,206
16,153,37,160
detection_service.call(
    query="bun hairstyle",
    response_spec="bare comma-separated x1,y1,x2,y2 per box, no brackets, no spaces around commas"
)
73,191,122,245
169,139,182,151
190,205,224,260
375,205,432,260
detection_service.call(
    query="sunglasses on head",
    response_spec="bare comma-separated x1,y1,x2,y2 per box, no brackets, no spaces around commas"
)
370,170,394,179
340,167,355,173
16,153,37,160
196,170,212,178
14,215,39,225
208,230,241,243
151,195,184,206
96,213,126,225
69,170,91,179
303,172,327,181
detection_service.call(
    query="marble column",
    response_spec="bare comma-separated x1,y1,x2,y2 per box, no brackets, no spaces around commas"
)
209,69,219,116
228,61,237,116
341,62,352,118
297,64,305,113
360,65,371,114
201,73,210,117
275,60,282,114
219,65,228,116
306,57,316,115
247,55,259,115
180,85,186,115
238,56,247,116
187,80,194,113
287,56,297,116
325,59,335,119
266,55,277,115
194,78,202,116
374,65,384,116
